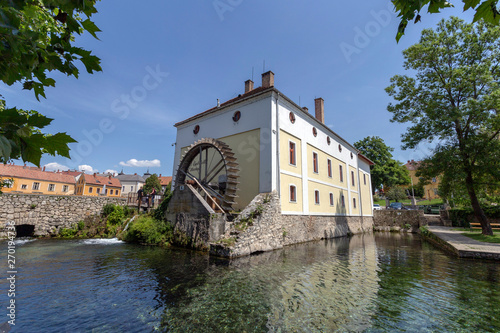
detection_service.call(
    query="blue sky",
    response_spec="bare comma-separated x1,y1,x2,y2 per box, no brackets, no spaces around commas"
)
2,1,475,176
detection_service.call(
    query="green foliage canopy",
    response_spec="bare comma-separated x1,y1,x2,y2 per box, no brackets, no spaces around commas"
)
393,0,500,41
386,17,500,234
354,136,410,193
0,0,102,167
143,174,162,195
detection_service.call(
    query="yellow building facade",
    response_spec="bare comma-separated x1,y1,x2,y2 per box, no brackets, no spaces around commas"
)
0,164,75,195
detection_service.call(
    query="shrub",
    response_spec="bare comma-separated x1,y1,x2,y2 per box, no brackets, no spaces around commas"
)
102,203,116,217
77,221,85,231
123,215,173,245
59,227,77,238
107,206,125,225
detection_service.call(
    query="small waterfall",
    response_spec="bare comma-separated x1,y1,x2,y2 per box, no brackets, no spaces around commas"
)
123,215,138,232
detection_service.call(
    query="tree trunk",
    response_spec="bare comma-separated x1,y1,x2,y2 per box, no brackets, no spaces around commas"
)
465,172,492,236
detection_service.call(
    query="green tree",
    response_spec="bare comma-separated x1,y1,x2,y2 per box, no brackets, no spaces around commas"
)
354,136,411,194
386,186,408,202
386,17,500,235
0,1,102,169
143,174,162,195
393,0,500,41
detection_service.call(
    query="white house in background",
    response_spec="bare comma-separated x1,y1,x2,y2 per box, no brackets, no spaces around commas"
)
172,71,374,217
116,172,145,196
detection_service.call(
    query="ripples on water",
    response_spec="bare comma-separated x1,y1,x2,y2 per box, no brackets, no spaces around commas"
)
0,233,499,332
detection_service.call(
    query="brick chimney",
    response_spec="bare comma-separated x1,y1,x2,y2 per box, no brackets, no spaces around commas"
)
43,166,46,171
302,107,309,113
261,71,274,88
245,79,254,93
314,98,324,123
93,173,96,178
109,175,112,180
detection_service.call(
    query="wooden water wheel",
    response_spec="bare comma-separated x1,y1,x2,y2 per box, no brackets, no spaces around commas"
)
175,138,240,213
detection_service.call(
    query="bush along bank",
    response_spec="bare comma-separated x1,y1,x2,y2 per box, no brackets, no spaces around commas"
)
56,204,136,239
119,191,194,248
449,206,500,228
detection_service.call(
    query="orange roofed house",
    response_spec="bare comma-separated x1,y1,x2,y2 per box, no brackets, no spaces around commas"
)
0,163,76,195
75,173,122,197
159,174,172,193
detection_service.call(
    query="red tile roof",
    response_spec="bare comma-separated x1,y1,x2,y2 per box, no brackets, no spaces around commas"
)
159,176,172,186
0,164,76,184
404,160,420,171
81,173,121,188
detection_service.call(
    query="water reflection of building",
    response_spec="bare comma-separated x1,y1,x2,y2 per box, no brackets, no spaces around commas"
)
265,234,379,332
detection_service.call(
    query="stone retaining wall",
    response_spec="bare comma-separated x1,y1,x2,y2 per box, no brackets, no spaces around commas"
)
210,192,374,258
0,193,126,237
372,210,426,233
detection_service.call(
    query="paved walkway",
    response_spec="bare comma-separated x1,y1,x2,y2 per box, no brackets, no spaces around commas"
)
427,226,500,260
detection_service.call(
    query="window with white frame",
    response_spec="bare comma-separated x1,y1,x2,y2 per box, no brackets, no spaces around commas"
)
329,193,334,206
48,184,55,192
32,182,40,190
353,198,357,209
62,185,68,192
21,184,27,190
289,185,296,202
327,159,332,178
339,165,343,182
289,141,296,166
341,194,345,207
313,152,318,173
351,171,355,187
314,190,320,204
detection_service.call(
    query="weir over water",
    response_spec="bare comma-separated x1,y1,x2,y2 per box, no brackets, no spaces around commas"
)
1,233,499,332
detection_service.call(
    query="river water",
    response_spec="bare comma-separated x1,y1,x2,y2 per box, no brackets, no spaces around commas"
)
1,233,499,332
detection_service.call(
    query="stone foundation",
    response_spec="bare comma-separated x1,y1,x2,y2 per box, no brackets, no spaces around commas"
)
372,210,426,233
210,192,374,258
0,193,126,238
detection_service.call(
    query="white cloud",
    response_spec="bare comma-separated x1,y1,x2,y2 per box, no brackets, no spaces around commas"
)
79,165,98,174
104,169,118,176
119,159,161,167
43,162,70,172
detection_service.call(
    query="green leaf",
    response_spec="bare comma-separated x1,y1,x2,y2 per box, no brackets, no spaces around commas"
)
0,135,12,163
464,0,482,10
43,132,77,159
26,112,53,128
81,19,101,40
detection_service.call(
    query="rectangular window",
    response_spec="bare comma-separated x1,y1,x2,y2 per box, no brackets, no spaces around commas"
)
353,198,357,209
315,190,320,204
62,185,68,192
48,184,55,192
313,152,318,173
341,194,345,207
289,142,296,166
32,182,40,190
97,188,100,194
131,186,134,191
290,185,296,202
123,186,125,191
89,187,93,193
339,165,343,182
363,174,366,185
351,171,355,187
21,184,27,190
110,189,113,195
329,193,334,206
327,159,332,178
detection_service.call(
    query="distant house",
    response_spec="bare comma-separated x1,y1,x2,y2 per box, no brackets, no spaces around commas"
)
158,174,172,193
405,160,440,200
0,163,75,195
75,173,122,197
116,172,145,197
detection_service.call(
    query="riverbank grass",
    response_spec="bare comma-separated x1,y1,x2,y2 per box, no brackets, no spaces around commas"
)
456,229,500,244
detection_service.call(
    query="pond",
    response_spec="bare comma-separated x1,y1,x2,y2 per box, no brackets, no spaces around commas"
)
1,233,499,332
